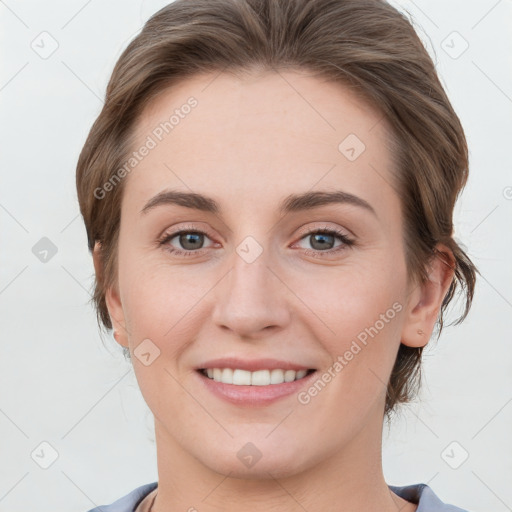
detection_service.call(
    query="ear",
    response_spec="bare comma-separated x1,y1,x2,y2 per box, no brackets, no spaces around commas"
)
400,243,456,348
92,241,129,348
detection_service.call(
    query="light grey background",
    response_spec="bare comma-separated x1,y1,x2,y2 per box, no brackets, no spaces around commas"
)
0,1,511,511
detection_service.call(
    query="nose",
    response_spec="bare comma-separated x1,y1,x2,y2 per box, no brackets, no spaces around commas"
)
211,242,291,339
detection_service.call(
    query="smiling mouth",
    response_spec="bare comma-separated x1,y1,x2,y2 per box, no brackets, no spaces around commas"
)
198,368,316,386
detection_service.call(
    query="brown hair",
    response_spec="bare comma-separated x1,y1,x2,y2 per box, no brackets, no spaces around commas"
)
76,0,478,422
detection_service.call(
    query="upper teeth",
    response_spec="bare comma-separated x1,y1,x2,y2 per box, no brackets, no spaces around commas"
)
203,368,309,385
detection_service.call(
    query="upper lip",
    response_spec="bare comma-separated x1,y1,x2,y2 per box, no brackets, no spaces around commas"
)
196,357,315,372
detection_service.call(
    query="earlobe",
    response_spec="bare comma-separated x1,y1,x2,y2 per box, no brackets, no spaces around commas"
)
93,241,129,348
400,243,456,348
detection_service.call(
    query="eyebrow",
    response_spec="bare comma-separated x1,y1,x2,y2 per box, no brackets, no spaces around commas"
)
140,189,377,217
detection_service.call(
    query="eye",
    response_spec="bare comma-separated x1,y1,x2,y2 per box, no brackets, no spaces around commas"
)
157,225,355,258
294,226,355,257
158,227,216,257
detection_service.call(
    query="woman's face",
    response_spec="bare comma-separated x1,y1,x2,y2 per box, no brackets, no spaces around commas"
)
102,69,435,478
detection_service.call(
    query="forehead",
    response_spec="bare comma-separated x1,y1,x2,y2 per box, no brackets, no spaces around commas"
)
125,69,399,221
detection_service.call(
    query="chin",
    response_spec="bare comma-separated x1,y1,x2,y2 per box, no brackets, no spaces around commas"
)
194,435,314,480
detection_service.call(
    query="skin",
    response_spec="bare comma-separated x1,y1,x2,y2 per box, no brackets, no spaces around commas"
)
93,69,455,512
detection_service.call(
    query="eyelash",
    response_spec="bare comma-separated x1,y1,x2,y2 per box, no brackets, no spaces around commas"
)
157,225,355,258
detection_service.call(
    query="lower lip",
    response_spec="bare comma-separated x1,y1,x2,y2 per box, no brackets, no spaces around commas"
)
196,370,317,406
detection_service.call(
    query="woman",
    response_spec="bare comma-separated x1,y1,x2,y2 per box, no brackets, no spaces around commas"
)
77,0,477,510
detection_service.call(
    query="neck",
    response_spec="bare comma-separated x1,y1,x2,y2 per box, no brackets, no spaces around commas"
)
150,407,416,512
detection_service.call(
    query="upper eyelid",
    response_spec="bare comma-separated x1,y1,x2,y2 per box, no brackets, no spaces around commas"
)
160,224,350,239
161,220,352,237
160,225,352,249
296,223,352,237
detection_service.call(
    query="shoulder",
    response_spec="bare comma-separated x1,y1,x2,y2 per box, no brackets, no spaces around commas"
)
85,482,158,512
389,483,471,512
85,481,470,512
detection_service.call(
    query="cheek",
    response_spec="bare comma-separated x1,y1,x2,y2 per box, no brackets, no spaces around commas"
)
290,258,406,361
296,257,404,319
119,253,213,341
294,265,406,416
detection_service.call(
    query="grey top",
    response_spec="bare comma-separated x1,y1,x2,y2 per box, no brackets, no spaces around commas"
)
85,481,471,511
